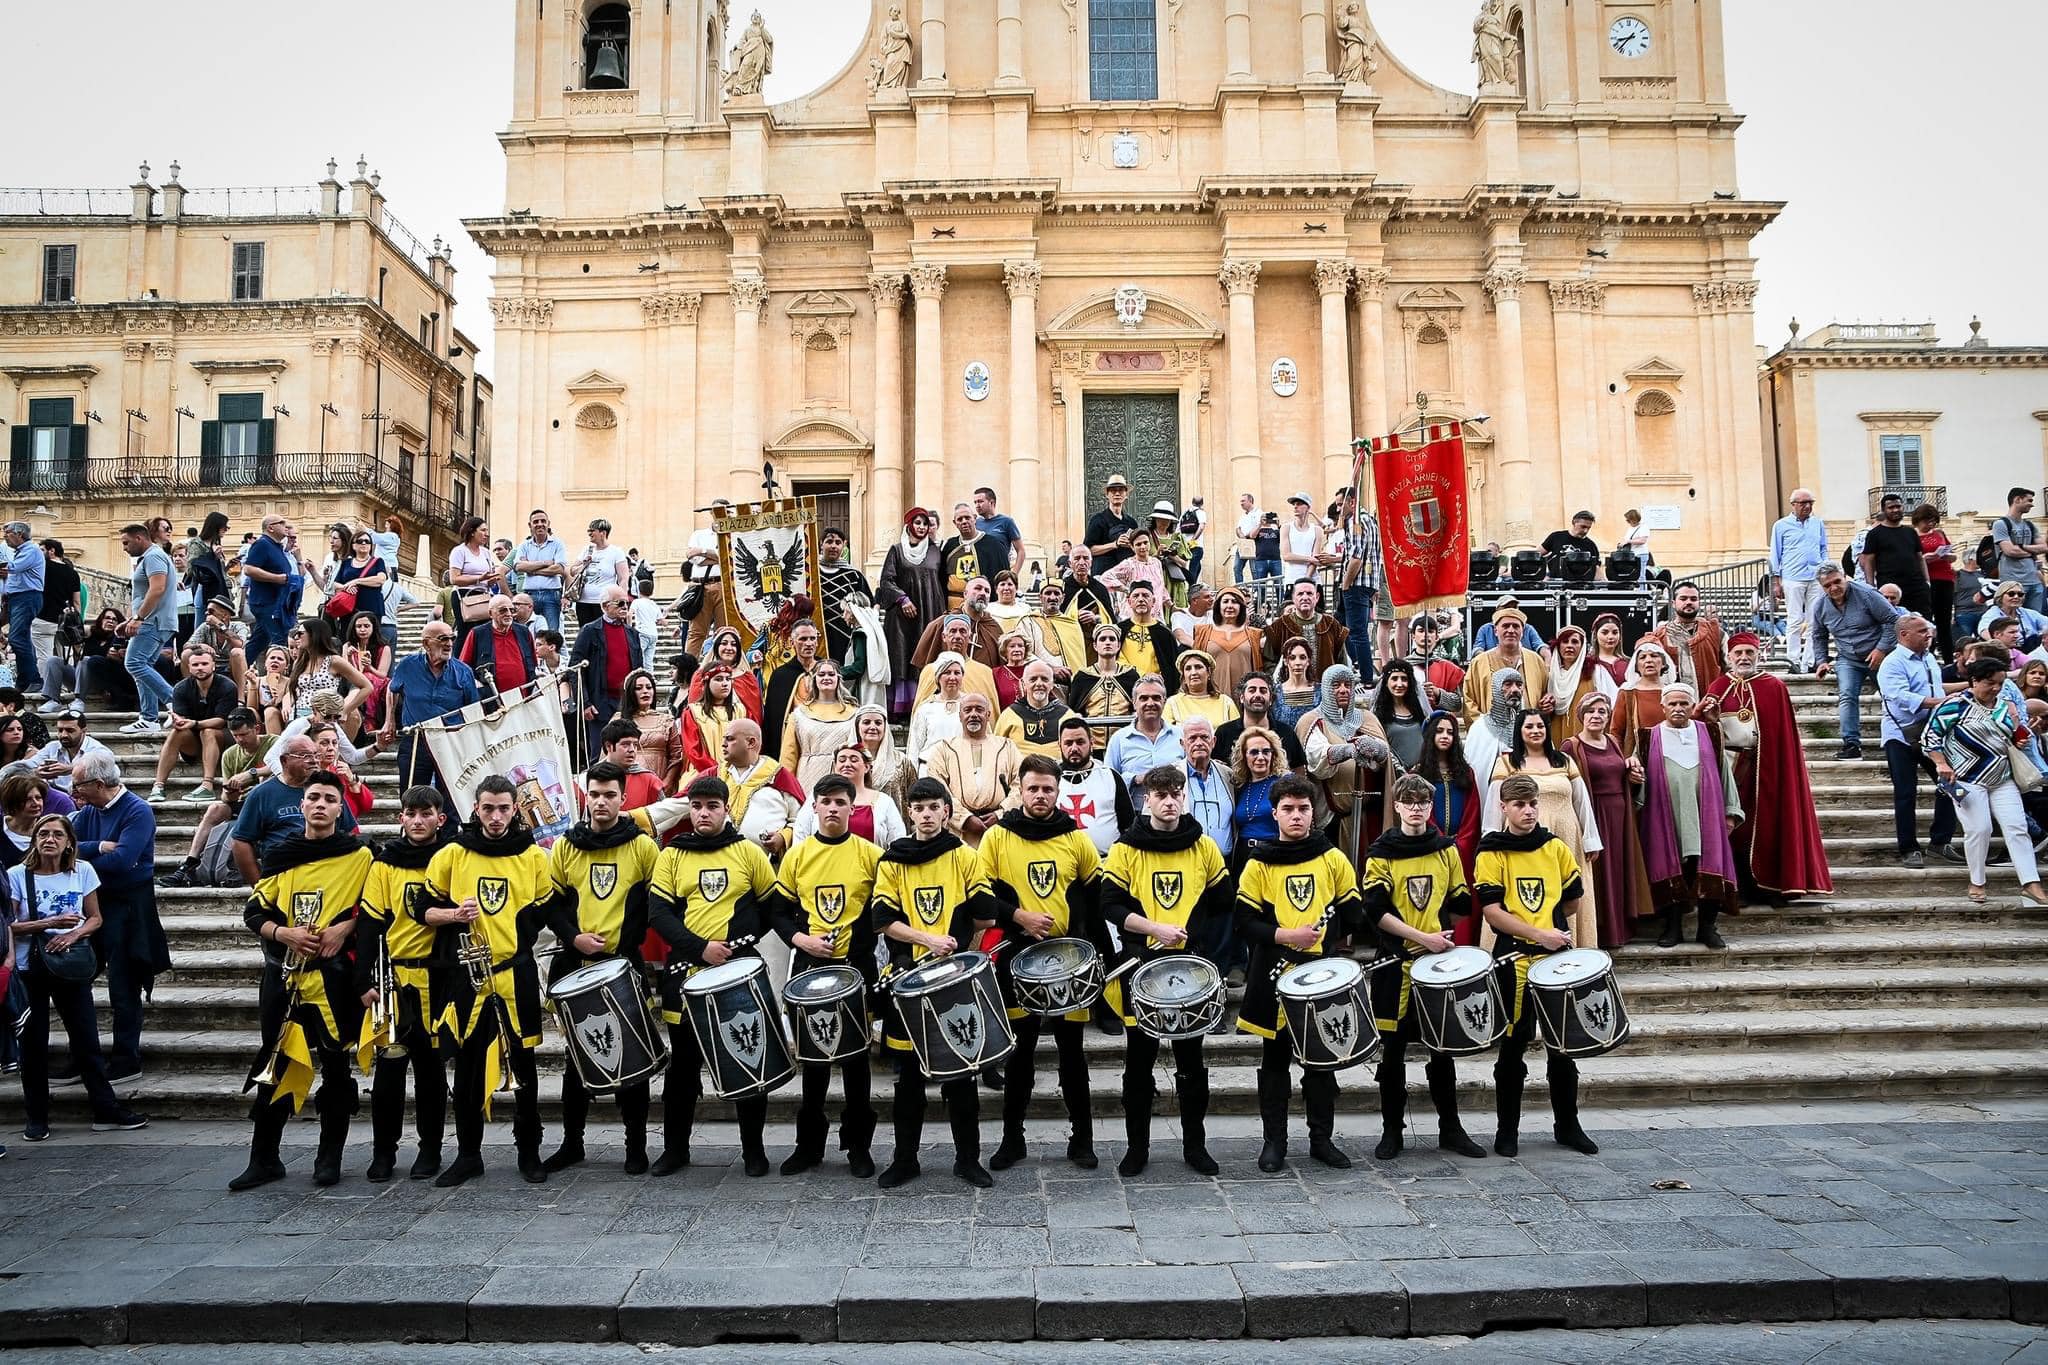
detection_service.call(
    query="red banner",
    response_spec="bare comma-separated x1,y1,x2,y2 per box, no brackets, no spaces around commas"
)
1363,422,1470,611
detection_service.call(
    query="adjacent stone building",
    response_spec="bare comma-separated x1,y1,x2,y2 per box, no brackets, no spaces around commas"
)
0,160,488,578
471,0,1778,573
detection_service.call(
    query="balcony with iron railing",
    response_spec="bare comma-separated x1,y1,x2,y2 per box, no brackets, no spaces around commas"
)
5,452,464,530
1867,485,1948,517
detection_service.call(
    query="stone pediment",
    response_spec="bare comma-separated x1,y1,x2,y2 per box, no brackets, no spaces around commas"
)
1041,288,1221,343
565,369,626,397
784,291,855,320
768,415,871,453
1396,286,1466,312
1624,356,1685,385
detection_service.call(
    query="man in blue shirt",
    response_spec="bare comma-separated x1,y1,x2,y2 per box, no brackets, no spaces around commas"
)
228,734,359,883
69,750,171,1084
378,621,480,794
512,507,568,632
1106,676,1184,809
1814,563,1901,760
1769,488,1828,671
0,521,46,697
1876,614,1958,868
240,514,296,661
117,524,180,735
972,487,1024,572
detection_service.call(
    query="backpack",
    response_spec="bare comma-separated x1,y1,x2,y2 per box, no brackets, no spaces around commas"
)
1179,509,1201,536
1979,532,2000,572
195,823,240,888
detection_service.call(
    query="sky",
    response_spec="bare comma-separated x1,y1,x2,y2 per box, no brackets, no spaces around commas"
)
4,0,2042,377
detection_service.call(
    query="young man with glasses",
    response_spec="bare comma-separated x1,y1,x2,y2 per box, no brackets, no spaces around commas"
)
513,509,568,633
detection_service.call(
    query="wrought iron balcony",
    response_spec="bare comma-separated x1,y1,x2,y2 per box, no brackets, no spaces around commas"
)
6,452,463,530
1867,485,1947,518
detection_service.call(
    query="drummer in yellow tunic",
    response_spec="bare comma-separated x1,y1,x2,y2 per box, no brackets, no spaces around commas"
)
1235,773,1367,1173
1475,772,1599,1159
419,774,557,1188
1098,765,1233,1178
764,773,882,1179
231,772,373,1193
870,776,1002,1189
353,784,454,1184
1361,773,1486,1163
647,773,779,1178
539,761,661,1177
978,754,1106,1173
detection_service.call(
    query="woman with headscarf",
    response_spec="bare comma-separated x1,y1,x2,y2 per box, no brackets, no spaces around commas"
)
1562,691,1654,945
688,624,763,721
1616,639,1679,757
854,703,914,811
907,651,969,771
1462,665,1525,784
875,507,946,720
1545,625,1616,744
1298,663,1390,857
1480,708,1603,949
679,662,747,775
1195,586,1263,700
1164,650,1239,729
791,741,908,847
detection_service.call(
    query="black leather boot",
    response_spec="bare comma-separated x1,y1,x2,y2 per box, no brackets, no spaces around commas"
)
1657,905,1686,949
1695,905,1727,950
1549,1056,1600,1155
1061,1050,1097,1169
313,1104,350,1188
367,1056,403,1182
1117,1077,1154,1177
1374,1052,1406,1160
738,1096,771,1178
949,1085,991,1187
990,1047,1033,1170
781,1110,829,1176
1303,1071,1350,1169
1493,1059,1525,1158
621,1083,650,1174
1427,1054,1486,1159
842,1100,878,1179
878,1078,925,1188
1256,1069,1289,1172
230,1100,290,1191
1177,1070,1218,1176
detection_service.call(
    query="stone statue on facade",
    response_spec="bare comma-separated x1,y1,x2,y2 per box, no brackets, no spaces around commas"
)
866,7,913,94
1472,0,1520,91
724,10,774,100
1336,3,1379,86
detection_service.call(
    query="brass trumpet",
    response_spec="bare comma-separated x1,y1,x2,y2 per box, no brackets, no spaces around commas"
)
281,897,320,973
251,976,301,1088
368,932,399,1053
456,927,523,1094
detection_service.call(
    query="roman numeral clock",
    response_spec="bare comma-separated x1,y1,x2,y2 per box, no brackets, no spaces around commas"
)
1608,14,1652,58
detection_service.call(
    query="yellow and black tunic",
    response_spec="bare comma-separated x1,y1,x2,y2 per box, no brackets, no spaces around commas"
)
648,825,777,1023
870,830,1000,1050
543,819,660,980
1234,832,1365,1038
1098,816,1232,1025
978,809,1106,1021
1360,827,1471,1033
243,832,374,1113
995,701,1078,760
1473,825,1583,1024
766,830,882,981
352,828,453,1072
421,825,554,1046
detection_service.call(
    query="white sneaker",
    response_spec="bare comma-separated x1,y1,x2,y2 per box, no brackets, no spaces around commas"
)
147,784,167,803
118,717,161,735
36,700,61,716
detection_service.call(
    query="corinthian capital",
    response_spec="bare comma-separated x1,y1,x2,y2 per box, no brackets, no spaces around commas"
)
1003,259,1043,300
730,273,770,313
1217,258,1261,297
867,271,907,310
908,263,948,301
1482,267,1527,304
489,296,554,327
1351,265,1391,301
1313,259,1353,298
1547,278,1607,313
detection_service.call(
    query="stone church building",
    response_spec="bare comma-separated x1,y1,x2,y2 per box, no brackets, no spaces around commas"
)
469,0,1778,573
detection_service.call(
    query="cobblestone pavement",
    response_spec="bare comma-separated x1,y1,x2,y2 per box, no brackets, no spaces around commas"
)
3,1320,2047,1363
2,1108,2044,1346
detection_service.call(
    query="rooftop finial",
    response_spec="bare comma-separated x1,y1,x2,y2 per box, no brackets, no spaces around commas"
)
166,160,181,183
137,161,150,182
355,155,369,180
325,157,338,181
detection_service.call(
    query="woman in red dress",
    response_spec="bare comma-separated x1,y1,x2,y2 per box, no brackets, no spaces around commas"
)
688,625,762,720
1562,692,1655,945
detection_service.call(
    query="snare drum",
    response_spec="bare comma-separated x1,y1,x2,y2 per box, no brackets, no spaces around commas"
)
1128,955,1225,1040
783,963,872,1067
1409,947,1508,1056
1009,937,1105,1018
890,951,1015,1080
683,958,795,1099
1276,957,1380,1071
549,958,669,1093
1526,949,1630,1058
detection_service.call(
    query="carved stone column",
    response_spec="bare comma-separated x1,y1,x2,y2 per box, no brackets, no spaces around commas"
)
868,272,907,553
729,272,769,486
1718,280,1765,550
995,0,1023,84
1224,0,1253,78
920,0,947,85
1299,0,1331,79
1351,265,1390,445
1484,266,1534,548
1219,259,1263,503
1548,278,1605,532
1004,260,1043,552
909,263,948,512
1315,259,1355,495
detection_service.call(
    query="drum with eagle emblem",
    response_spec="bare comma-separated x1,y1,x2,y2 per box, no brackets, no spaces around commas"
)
889,950,1015,1080
783,963,872,1066
1010,937,1106,1018
548,958,669,1093
1527,949,1630,1059
683,957,795,1098
1129,954,1225,1040
1409,946,1509,1056
1276,957,1380,1071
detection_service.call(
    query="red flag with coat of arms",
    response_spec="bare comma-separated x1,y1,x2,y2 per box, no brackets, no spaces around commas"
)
1360,422,1470,612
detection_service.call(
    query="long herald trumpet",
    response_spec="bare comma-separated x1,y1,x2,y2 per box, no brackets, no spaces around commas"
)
456,927,524,1094
368,931,399,1052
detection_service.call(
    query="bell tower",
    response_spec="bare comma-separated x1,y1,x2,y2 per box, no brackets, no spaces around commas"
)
1514,0,1730,113
511,0,731,125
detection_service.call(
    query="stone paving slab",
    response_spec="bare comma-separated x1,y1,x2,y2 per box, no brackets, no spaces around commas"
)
1,1117,2044,1345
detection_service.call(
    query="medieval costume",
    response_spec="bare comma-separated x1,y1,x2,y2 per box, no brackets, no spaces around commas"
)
1649,612,1728,695
876,510,947,719
1562,700,1655,947
1298,664,1390,857
1703,634,1835,903
1636,685,1743,948
925,732,1023,847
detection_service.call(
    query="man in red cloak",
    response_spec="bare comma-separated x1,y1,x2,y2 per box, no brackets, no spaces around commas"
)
1703,631,1833,904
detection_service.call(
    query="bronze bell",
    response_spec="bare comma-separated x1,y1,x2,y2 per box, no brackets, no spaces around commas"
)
587,39,626,89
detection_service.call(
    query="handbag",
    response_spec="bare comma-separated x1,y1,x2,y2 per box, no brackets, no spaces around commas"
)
459,589,494,623
323,586,359,620
2008,742,2043,793
25,867,96,983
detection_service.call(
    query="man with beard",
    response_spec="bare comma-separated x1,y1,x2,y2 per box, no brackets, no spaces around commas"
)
912,611,1001,710
232,772,372,1191
353,785,454,1183
996,660,1077,760
1214,672,1308,770
648,775,780,1177
419,776,555,1187
1859,491,1931,616
1463,667,1526,781
1236,773,1368,1172
1099,765,1233,1176
765,774,882,1178
978,755,1108,1172
1648,581,1728,694
1117,582,1181,689
1022,578,1088,678
925,693,1022,848
539,762,661,1176
1060,544,1117,630
1262,578,1349,678
1705,632,1833,902
872,777,1003,1188
1056,715,1134,856
1460,608,1549,729
817,527,873,665
1638,683,1743,949
761,619,823,760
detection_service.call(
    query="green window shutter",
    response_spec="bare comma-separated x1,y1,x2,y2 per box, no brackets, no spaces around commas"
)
7,426,28,493
256,417,277,481
67,423,87,488
199,419,222,486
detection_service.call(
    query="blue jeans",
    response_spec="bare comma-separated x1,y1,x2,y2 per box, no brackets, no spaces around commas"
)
1833,655,1874,747
8,589,42,694
1342,586,1377,685
526,587,563,633
246,606,291,662
1248,559,1281,581
125,620,177,718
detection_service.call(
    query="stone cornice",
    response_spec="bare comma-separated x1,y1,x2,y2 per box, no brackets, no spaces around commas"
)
189,358,288,377
882,180,1060,212
0,363,98,382
1768,347,2048,371
1198,174,1374,212
700,195,786,228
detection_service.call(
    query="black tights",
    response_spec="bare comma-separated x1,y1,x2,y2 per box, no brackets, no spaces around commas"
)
1000,1015,1091,1141
891,1050,979,1166
452,1010,542,1160
795,1052,876,1155
663,1020,768,1158
369,1021,448,1158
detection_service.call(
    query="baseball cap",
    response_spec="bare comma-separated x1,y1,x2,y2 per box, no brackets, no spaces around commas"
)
1287,491,1312,506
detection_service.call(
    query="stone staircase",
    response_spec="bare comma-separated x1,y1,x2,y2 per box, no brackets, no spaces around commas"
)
11,618,2048,1123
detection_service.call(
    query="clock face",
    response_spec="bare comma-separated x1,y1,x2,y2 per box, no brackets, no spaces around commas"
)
1609,15,1651,58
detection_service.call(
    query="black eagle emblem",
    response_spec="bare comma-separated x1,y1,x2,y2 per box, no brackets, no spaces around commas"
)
1285,874,1315,912
290,890,323,926
816,885,848,925
1152,871,1183,911
698,867,730,902
913,886,945,925
477,877,510,915
1404,875,1435,912
1516,876,1547,914
731,535,807,613
590,863,618,899
1027,860,1058,899
944,1008,982,1051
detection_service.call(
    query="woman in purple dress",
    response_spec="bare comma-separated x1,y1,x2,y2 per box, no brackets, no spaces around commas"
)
1561,692,1655,946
